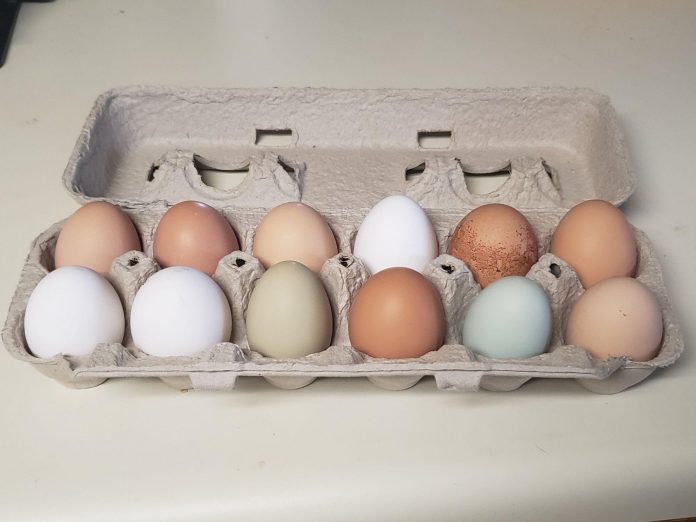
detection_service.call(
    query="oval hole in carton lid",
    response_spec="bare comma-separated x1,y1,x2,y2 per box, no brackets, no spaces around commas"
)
461,163,512,195
194,155,250,191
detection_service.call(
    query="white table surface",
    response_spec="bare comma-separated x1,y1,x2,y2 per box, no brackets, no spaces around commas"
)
1,1,695,521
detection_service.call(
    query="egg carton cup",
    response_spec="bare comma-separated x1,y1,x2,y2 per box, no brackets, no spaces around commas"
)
2,87,684,393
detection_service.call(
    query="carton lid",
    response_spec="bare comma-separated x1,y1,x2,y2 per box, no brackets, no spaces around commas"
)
63,86,635,211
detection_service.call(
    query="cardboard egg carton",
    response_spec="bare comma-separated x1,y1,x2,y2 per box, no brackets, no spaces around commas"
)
1,87,684,393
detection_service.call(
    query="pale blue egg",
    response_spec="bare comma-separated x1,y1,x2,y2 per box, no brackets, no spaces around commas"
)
463,276,552,359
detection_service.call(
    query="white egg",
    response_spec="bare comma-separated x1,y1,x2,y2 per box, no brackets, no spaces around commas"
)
130,266,232,357
353,195,438,274
24,266,125,358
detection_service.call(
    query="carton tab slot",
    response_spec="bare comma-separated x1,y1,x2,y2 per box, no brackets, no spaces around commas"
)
417,131,452,149
255,129,293,147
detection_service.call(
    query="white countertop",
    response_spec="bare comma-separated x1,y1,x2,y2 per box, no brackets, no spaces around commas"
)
1,1,695,520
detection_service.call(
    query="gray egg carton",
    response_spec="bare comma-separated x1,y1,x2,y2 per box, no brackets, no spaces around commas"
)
1,87,684,393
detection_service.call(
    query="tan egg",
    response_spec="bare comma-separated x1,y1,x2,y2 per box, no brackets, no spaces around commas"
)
245,261,333,358
550,199,637,288
348,267,445,359
566,277,663,362
253,202,338,273
54,201,142,276
447,204,539,288
153,201,239,276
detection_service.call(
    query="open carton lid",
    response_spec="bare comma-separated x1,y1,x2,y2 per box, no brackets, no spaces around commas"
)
62,86,635,212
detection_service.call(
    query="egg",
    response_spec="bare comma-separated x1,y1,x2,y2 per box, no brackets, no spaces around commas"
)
348,267,445,358
130,267,232,357
550,199,637,288
566,277,663,361
54,201,141,276
24,266,125,358
153,201,240,276
253,202,338,273
447,204,539,288
463,276,551,359
353,195,438,274
245,261,333,358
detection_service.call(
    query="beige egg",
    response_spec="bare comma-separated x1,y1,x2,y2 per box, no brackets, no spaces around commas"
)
566,277,663,362
253,202,338,273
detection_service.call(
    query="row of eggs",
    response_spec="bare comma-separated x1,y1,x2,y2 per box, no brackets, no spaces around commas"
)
24,196,663,363
52,195,636,287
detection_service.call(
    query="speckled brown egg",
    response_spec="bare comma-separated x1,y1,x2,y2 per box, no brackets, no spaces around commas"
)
348,267,445,359
447,204,539,288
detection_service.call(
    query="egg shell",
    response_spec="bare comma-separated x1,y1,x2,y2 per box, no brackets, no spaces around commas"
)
245,261,333,359
54,201,141,276
348,267,445,359
353,195,438,274
130,266,232,357
24,266,125,358
463,276,552,359
550,199,637,288
566,277,663,362
252,202,338,273
153,201,240,276
447,204,539,288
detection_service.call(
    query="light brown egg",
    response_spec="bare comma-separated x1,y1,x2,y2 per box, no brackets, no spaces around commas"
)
253,202,338,273
566,277,663,361
550,199,637,288
348,267,445,359
54,201,141,276
447,204,539,288
153,201,239,276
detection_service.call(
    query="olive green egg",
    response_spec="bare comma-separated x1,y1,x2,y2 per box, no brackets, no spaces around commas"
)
245,260,333,358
